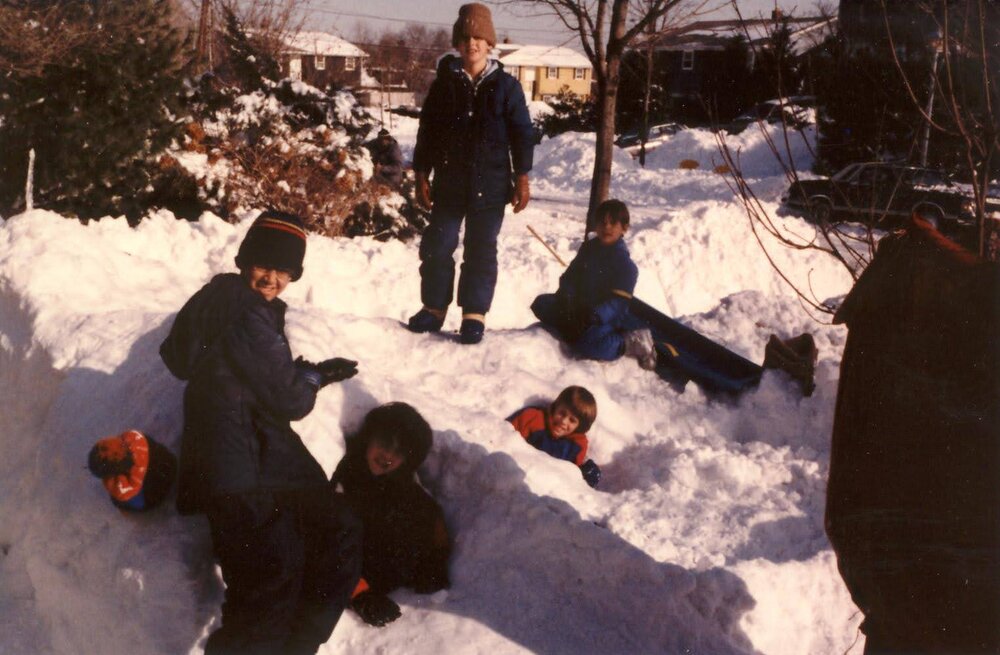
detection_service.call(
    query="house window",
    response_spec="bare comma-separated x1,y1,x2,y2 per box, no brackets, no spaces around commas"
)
507,65,519,78
681,50,695,70
546,67,558,79
574,67,586,80
315,55,326,70
344,56,356,71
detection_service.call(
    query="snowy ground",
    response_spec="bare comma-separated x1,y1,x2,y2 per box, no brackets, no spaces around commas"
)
0,121,864,654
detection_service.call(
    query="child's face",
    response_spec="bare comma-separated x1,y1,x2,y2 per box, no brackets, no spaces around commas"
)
244,265,291,301
594,214,627,246
456,36,489,71
366,440,406,476
549,402,580,438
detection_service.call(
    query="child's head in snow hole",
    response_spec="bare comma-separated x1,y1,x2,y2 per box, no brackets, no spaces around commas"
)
549,386,597,438
593,199,630,246
357,402,433,478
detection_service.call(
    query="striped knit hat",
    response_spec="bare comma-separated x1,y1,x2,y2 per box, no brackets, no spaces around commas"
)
235,210,308,281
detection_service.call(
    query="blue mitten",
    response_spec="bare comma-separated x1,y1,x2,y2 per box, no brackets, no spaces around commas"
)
580,459,601,488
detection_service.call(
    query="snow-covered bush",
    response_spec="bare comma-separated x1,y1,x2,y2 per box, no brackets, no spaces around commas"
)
171,75,426,239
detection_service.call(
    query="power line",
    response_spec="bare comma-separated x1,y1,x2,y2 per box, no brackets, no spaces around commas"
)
299,4,565,37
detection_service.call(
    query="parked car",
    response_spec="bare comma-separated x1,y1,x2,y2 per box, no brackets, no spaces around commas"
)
615,122,684,149
390,105,421,118
781,162,999,236
725,97,814,134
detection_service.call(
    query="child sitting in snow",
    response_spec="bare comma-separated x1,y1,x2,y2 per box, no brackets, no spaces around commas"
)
87,429,177,511
507,386,602,488
531,199,658,370
331,402,451,628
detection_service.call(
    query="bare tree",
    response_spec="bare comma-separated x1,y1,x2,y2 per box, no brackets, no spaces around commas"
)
178,0,307,73
352,23,451,100
879,0,999,258
498,0,712,229
714,0,998,319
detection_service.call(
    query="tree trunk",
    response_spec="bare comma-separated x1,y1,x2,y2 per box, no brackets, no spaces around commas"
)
587,54,621,232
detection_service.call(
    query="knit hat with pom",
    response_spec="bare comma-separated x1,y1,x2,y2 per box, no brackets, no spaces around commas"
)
235,210,308,281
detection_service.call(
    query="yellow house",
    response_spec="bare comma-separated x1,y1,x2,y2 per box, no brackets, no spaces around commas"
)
495,44,593,102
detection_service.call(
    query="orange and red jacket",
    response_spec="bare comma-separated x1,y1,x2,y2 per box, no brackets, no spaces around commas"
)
507,406,589,467
94,430,149,502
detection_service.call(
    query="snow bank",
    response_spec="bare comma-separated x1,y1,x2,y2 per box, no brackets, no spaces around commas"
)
532,122,816,210
0,125,862,654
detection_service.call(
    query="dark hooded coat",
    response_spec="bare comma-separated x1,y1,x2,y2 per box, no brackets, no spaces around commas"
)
825,219,1000,652
412,54,534,211
161,273,362,654
160,273,326,514
331,420,450,594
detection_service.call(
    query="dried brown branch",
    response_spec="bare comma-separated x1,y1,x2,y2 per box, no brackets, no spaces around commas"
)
498,0,711,228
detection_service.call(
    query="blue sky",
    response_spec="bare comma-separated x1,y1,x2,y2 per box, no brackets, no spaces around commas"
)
310,0,819,47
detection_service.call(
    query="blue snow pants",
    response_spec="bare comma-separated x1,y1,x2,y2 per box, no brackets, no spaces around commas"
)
418,204,506,315
531,293,644,362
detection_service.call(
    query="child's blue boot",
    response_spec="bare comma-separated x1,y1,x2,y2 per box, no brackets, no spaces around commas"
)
408,308,445,333
459,316,485,345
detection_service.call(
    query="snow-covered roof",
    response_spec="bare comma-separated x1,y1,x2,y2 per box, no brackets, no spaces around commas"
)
498,44,592,69
643,16,836,53
494,42,523,55
282,31,368,58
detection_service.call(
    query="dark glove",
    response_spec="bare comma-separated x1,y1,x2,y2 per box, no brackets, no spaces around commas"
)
316,357,358,386
351,591,401,627
294,356,323,389
580,459,601,488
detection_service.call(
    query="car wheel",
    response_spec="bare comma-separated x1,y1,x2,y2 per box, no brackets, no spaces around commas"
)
809,198,833,224
914,205,943,230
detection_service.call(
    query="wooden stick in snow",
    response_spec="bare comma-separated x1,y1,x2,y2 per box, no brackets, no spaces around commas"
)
527,224,568,268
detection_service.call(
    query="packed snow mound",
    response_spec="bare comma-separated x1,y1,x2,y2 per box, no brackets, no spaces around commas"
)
0,193,860,654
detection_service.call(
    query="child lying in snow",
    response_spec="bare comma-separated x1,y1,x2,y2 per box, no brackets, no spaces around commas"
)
87,429,177,511
507,386,602,488
331,402,451,627
531,198,658,371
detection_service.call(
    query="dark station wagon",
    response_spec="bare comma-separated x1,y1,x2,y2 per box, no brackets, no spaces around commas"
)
781,162,999,236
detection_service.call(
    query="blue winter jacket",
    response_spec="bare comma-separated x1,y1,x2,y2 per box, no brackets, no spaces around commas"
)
160,273,326,514
558,237,639,327
412,55,535,211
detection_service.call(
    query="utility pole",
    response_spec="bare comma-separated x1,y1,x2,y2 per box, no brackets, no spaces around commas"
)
919,29,943,168
195,0,211,71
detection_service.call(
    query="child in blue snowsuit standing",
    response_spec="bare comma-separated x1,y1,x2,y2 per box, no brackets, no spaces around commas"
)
160,211,363,655
531,199,658,369
407,2,535,345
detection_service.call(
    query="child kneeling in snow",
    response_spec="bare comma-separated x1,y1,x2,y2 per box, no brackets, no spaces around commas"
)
331,403,451,628
160,210,362,654
531,199,658,370
507,386,602,488
87,429,177,511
